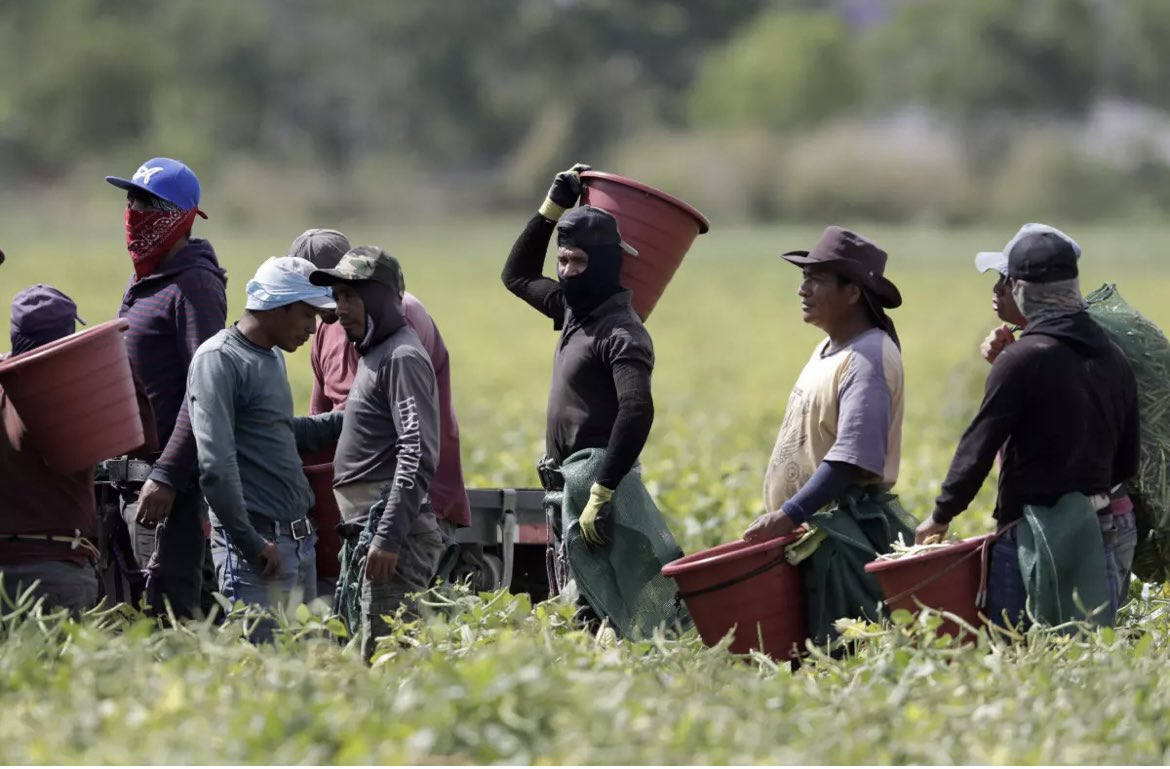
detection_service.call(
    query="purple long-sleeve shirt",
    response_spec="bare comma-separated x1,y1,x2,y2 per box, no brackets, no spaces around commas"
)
118,238,228,490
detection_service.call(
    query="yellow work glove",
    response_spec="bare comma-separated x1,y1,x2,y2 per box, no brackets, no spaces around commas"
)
579,482,614,546
538,163,592,221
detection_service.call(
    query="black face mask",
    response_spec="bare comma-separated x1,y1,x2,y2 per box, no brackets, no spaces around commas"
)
559,242,623,315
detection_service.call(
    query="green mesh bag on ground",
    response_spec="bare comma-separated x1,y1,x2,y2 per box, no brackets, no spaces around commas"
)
552,448,692,639
1086,283,1170,583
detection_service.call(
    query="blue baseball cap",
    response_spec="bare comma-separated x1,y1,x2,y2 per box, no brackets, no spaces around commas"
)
105,157,208,218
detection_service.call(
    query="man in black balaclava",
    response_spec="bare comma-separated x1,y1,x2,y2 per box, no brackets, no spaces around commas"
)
501,163,656,598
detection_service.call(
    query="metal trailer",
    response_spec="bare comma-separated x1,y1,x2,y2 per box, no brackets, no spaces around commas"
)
452,487,552,601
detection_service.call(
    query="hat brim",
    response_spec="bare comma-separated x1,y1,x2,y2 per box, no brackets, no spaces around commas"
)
302,295,337,311
309,268,351,287
779,251,902,308
105,176,208,219
974,251,1009,276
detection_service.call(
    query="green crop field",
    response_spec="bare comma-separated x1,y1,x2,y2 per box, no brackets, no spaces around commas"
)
2,216,1170,763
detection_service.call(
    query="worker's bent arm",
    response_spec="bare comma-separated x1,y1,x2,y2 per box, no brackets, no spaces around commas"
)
187,351,267,560
371,350,440,554
596,359,654,490
932,346,1030,524
501,213,566,326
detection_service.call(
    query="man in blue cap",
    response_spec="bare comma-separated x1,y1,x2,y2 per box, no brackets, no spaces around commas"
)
0,285,157,616
104,157,228,619
187,257,342,617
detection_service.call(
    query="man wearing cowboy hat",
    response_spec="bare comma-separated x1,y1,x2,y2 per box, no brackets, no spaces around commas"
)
745,226,914,644
747,226,906,543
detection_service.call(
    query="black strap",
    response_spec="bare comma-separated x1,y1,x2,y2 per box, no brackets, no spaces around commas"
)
676,550,791,602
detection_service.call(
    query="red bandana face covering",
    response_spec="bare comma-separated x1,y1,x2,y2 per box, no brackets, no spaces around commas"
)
125,207,198,280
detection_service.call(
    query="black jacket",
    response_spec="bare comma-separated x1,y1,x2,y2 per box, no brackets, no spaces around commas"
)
933,311,1140,525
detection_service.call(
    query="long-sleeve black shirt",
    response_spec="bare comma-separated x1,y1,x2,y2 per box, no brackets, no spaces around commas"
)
932,312,1139,525
502,214,655,489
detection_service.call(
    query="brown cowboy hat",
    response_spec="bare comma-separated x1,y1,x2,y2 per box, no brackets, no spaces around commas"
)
781,225,902,309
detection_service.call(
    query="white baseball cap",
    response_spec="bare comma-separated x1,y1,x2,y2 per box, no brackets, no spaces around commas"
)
974,223,1082,276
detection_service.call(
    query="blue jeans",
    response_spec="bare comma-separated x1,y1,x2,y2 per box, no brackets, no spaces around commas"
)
1101,510,1137,615
986,531,1029,630
210,523,317,613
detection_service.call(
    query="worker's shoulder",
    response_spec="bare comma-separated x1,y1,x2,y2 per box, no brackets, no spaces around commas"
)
386,327,435,368
193,328,233,356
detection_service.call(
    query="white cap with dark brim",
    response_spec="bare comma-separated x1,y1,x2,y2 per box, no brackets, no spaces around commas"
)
974,223,1081,277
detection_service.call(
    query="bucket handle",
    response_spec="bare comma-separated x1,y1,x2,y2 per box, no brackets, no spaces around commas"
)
676,550,789,602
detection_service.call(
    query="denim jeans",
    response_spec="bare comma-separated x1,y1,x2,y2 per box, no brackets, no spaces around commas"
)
210,523,317,614
0,561,99,618
985,531,1029,630
1101,510,1137,615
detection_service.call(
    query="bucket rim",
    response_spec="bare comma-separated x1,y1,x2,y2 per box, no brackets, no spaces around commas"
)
864,532,995,574
662,533,800,577
580,170,711,234
0,318,129,377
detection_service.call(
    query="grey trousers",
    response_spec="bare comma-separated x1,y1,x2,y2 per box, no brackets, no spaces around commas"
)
1,561,99,618
361,511,444,662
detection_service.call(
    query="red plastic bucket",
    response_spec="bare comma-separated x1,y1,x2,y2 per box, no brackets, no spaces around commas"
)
580,171,710,321
865,533,995,637
303,462,341,580
662,535,806,660
0,318,144,473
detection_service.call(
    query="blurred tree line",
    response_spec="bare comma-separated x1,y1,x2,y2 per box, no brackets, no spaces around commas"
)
3,0,1170,223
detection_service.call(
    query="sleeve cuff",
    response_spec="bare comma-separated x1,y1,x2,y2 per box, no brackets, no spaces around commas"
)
930,508,955,525
239,531,269,561
781,501,809,525
370,533,401,554
148,466,180,489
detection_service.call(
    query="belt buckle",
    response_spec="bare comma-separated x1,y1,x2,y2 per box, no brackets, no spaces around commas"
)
290,518,313,541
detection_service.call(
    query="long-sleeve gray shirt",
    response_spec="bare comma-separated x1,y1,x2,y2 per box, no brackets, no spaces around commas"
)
333,325,439,553
187,326,343,559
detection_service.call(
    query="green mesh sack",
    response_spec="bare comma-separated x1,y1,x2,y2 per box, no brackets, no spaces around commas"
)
557,448,692,639
1086,283,1170,583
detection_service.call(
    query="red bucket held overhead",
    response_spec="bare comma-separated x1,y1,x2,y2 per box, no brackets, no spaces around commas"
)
579,171,710,321
662,535,806,660
0,318,144,473
864,533,995,638
302,457,341,580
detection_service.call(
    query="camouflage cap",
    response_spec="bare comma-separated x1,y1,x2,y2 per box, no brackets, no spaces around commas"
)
309,245,404,293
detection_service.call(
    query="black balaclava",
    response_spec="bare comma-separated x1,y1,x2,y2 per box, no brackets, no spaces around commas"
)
353,279,405,351
558,236,623,316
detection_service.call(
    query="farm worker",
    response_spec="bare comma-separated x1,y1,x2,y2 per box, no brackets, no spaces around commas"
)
293,229,472,546
744,226,914,646
917,226,1140,628
972,224,1137,617
187,257,342,617
309,247,443,662
105,157,227,619
501,164,655,606
0,286,157,616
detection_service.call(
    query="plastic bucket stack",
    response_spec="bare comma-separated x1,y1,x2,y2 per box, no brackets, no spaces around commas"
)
662,536,806,660
0,318,144,473
302,461,342,580
579,171,710,321
864,533,996,638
